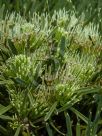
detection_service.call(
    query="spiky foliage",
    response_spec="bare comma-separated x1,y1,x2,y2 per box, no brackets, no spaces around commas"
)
0,10,102,136
0,0,102,35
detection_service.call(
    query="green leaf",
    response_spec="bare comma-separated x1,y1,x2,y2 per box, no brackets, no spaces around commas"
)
0,104,12,116
85,112,92,136
70,107,89,124
64,112,72,136
0,115,13,120
44,102,57,121
8,39,18,55
14,78,26,86
50,122,65,136
0,80,13,85
59,36,66,58
76,119,81,136
57,100,77,113
0,104,5,109
0,125,8,135
77,87,101,96
91,95,102,135
0,48,9,63
0,45,9,54
0,4,5,19
82,12,96,28
28,91,35,107
14,126,21,136
46,123,53,136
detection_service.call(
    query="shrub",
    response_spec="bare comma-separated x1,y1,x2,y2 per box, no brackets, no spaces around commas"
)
0,10,102,136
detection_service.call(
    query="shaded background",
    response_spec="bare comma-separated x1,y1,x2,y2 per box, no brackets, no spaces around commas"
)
0,0,101,33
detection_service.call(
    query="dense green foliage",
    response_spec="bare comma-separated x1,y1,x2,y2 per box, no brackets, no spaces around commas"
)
0,1,102,136
0,0,102,34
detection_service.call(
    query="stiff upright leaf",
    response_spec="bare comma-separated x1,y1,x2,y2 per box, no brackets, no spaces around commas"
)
44,102,57,121
28,91,35,107
59,36,66,58
64,112,72,136
76,119,81,136
46,123,53,136
85,112,92,136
